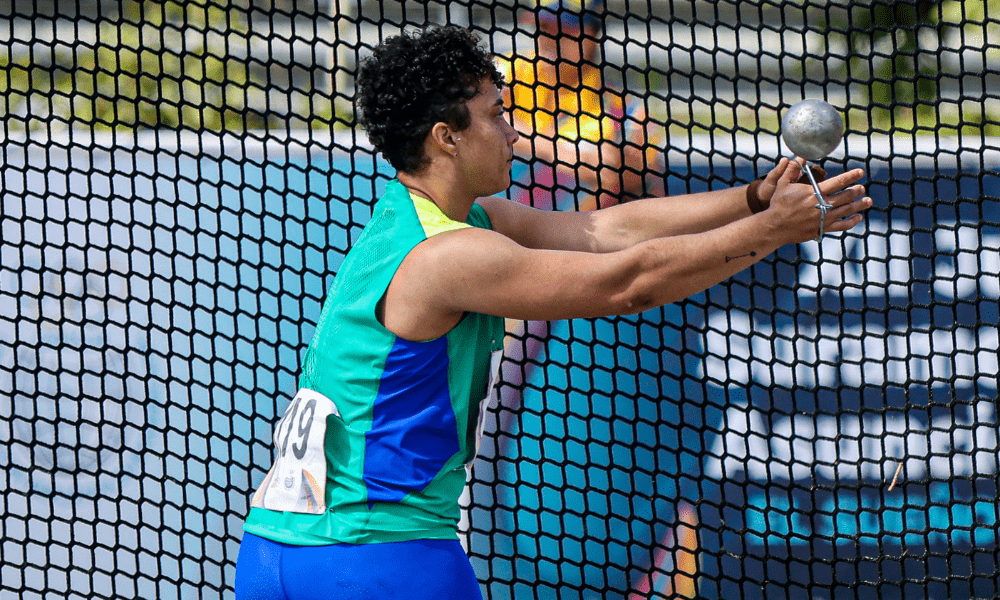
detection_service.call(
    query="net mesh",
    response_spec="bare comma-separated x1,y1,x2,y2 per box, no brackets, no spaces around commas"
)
2,1,999,599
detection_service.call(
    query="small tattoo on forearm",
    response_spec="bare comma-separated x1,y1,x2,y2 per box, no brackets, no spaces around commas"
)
725,251,757,263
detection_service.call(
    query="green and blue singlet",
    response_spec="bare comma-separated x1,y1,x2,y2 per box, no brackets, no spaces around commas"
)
243,180,505,546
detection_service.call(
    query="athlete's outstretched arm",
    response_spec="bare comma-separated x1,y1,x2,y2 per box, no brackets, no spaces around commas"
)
382,163,872,341
482,158,851,253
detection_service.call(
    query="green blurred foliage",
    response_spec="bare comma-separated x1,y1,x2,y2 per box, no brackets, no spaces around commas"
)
0,0,296,132
826,0,1000,135
2,0,994,135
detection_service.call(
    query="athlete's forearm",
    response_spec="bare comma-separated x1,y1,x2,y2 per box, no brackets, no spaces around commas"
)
609,211,782,313
587,184,753,252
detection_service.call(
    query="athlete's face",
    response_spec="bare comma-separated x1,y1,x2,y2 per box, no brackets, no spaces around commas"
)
456,79,519,197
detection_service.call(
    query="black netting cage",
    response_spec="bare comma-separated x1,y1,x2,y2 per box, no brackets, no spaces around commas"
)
2,1,1000,599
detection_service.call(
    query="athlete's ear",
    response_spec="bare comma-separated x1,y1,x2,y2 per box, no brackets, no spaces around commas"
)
430,122,460,157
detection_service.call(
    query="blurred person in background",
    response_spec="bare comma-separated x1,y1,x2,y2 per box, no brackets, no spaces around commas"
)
498,0,665,213
495,0,668,402
490,4,832,595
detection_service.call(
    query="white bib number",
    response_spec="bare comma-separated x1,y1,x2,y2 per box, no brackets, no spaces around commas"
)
250,388,339,514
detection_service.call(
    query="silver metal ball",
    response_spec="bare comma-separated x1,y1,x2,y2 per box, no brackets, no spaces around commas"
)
780,99,845,162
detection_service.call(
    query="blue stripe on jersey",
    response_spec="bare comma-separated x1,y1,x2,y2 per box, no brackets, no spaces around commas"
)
363,335,461,504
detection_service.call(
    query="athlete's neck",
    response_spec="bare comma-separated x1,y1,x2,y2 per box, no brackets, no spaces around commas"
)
397,171,473,223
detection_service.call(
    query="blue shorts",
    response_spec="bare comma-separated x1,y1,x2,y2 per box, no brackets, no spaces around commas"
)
234,533,483,600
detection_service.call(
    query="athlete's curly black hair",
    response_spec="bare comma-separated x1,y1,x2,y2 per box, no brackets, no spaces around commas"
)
356,26,504,174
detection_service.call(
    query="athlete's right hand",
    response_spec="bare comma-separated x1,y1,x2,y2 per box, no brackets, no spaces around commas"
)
764,160,872,245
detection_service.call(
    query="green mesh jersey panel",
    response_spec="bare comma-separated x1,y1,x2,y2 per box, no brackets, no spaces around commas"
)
243,180,505,545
